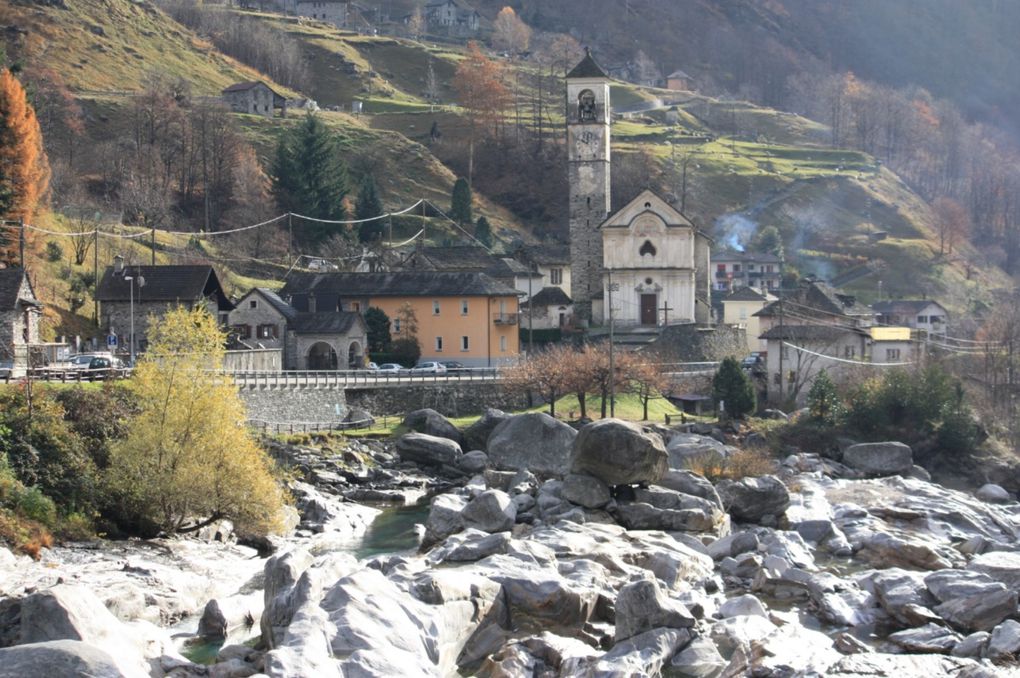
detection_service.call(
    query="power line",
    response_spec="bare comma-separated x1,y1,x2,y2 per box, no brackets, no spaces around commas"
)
782,341,914,366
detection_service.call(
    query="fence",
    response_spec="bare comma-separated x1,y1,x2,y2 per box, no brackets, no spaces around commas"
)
226,367,502,388
1,367,132,384
249,416,379,434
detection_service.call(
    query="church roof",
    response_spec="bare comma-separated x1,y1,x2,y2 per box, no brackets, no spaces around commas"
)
668,69,692,79
567,49,608,79
280,271,520,298
0,268,35,310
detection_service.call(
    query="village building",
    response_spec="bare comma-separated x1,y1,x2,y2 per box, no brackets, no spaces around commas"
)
399,244,541,300
600,189,713,326
423,0,480,32
711,250,783,293
293,0,348,26
229,287,367,370
666,69,695,92
515,244,571,297
279,271,521,366
96,265,234,356
520,286,573,331
0,268,41,373
872,299,949,338
721,286,775,353
869,326,914,365
221,81,286,119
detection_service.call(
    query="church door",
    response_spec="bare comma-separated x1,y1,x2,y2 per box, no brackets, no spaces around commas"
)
640,294,658,326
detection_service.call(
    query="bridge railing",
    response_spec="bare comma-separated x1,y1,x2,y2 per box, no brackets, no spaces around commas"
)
224,367,503,388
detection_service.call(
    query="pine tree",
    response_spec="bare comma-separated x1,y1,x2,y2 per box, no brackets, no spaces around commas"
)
364,306,391,353
807,369,842,424
450,177,472,226
474,215,492,247
356,174,384,243
712,356,756,419
0,69,50,263
270,113,348,244
751,225,784,259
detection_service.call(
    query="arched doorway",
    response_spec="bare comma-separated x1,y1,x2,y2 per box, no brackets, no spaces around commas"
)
347,341,363,369
307,342,338,370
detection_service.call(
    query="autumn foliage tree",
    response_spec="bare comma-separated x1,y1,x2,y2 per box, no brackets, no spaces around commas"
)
0,69,50,263
492,7,532,55
454,42,509,184
107,307,285,536
932,196,970,256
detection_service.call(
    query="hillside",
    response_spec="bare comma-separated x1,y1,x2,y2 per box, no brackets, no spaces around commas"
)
5,0,1012,343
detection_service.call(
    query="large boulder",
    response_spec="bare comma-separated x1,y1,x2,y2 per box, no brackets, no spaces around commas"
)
987,620,1020,660
967,551,1020,589
570,418,668,486
487,412,577,477
0,640,127,678
462,408,510,452
402,408,463,445
461,489,516,533
975,483,1012,503
715,475,790,523
395,432,463,467
842,442,913,476
560,473,611,509
614,578,696,642
666,434,728,469
422,493,470,547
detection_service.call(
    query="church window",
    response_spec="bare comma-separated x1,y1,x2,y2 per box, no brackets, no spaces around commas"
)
639,241,657,257
587,197,591,208
644,202,651,209
550,268,563,285
645,278,653,285
578,90,596,121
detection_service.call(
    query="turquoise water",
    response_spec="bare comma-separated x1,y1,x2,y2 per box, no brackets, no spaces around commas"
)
356,502,430,559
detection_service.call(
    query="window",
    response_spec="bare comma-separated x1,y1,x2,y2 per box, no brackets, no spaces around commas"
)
739,307,748,320
917,315,927,324
257,324,277,339
844,346,856,359
550,268,563,285
886,348,901,361
393,318,401,333
433,300,441,315
787,370,797,383
461,336,469,351
500,336,507,352
233,324,251,339
733,264,741,272
717,263,726,272
773,372,781,385
435,336,443,351
748,264,755,271
351,301,361,312
782,346,789,359
249,299,258,309
461,300,469,315
639,240,657,257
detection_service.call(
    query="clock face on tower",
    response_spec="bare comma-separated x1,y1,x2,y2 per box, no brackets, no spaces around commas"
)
570,128,603,160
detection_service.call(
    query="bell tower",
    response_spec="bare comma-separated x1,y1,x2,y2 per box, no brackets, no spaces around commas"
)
566,48,611,325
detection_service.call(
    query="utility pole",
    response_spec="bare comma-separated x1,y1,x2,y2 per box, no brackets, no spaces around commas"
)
527,258,534,355
93,228,99,324
777,293,785,404
287,213,294,265
151,227,156,265
608,270,619,418
18,218,24,269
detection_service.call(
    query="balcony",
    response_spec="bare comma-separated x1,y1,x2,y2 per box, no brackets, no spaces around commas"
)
493,313,518,325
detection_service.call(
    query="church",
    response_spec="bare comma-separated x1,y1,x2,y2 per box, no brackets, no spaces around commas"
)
566,49,712,328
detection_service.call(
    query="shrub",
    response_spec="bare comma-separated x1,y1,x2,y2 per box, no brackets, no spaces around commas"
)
684,447,775,481
807,369,842,424
712,356,756,419
44,241,62,262
389,337,421,366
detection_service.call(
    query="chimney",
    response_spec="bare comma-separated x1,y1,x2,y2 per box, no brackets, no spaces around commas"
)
308,293,316,313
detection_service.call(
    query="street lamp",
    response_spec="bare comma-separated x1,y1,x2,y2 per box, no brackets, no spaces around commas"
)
114,255,144,366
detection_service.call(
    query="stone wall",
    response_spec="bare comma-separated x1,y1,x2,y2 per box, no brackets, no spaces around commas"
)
224,349,282,372
239,386,348,426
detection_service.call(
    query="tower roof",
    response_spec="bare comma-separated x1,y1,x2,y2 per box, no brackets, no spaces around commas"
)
567,48,608,79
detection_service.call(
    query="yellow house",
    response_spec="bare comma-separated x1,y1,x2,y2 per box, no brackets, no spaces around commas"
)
721,286,775,353
279,271,521,367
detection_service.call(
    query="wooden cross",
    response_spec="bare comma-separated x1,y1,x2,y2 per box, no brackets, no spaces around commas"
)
659,300,674,327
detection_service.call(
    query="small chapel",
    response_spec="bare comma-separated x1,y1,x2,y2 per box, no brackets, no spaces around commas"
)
566,49,713,328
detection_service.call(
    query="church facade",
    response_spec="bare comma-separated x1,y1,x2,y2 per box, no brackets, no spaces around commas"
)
566,50,711,328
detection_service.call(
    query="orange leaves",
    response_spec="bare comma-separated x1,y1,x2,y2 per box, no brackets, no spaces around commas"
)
454,41,510,134
0,69,50,262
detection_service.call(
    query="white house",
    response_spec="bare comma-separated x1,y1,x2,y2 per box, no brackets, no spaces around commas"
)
872,299,949,338
598,189,712,326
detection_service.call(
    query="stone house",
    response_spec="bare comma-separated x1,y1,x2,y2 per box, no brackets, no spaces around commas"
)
520,286,573,331
423,0,480,32
229,287,367,370
293,0,348,26
0,268,41,372
516,244,571,300
721,286,775,353
598,189,713,327
279,271,521,367
400,244,541,300
872,299,949,338
666,70,695,92
96,265,234,356
711,250,782,294
221,82,286,119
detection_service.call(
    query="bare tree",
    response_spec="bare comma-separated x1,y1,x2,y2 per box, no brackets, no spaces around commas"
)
492,7,532,55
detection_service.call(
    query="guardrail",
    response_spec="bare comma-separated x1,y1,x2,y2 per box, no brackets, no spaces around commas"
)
249,417,377,434
226,367,503,388
1,367,132,384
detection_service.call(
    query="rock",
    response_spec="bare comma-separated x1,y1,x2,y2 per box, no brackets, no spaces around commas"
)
342,407,374,428
987,619,1020,660
669,636,726,677
715,475,790,523
842,442,913,476
925,570,1017,632
427,529,511,563
708,531,759,560
461,489,516,533
951,632,990,658
487,412,577,477
261,548,315,649
560,473,611,509
967,551,1020,589
570,418,668,486
462,409,510,452
614,577,695,642
592,628,692,678
666,433,727,469
422,493,469,547
718,594,768,619
395,432,463,467
860,531,956,570
833,633,870,655
0,640,128,678
458,450,489,474
615,486,726,533
402,408,463,445
975,483,1012,503
657,470,723,508
887,623,962,654
709,615,777,656
197,592,262,641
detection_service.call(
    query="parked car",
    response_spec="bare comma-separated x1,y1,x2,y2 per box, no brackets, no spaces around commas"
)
375,363,404,374
438,360,466,372
410,361,447,374
741,353,764,370
366,362,379,370
0,360,12,379
64,353,119,370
